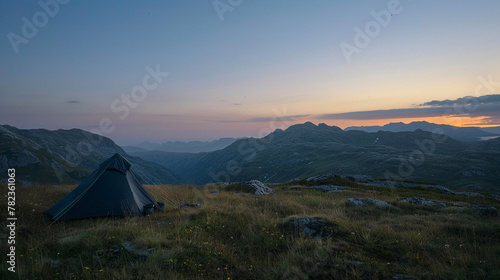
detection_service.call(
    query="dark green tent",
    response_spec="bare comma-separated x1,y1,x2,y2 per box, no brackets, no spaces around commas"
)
45,153,162,221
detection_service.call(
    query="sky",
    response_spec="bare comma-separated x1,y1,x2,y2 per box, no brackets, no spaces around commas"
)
1,0,500,145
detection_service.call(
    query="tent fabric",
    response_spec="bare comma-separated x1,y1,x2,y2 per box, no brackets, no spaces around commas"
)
45,153,161,221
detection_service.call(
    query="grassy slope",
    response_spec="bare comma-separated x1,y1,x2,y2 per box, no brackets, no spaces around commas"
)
1,181,499,280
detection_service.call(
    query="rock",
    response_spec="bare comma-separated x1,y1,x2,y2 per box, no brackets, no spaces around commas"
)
467,204,498,217
422,185,455,195
306,173,335,183
45,259,62,269
280,217,339,240
121,241,153,259
346,198,391,207
311,185,346,192
179,203,202,209
242,180,275,195
400,197,446,208
363,181,417,188
341,174,373,183
288,185,308,191
455,192,484,197
104,241,153,261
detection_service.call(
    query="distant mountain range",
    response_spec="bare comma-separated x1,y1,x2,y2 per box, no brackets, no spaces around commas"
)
131,122,500,194
0,125,177,185
345,121,499,142
3,122,500,195
123,138,239,153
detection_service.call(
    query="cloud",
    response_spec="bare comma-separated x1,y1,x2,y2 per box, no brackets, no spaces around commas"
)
419,94,500,107
66,100,81,104
317,107,444,120
317,94,500,122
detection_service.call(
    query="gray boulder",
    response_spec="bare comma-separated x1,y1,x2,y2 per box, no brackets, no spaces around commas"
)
400,197,446,208
346,198,391,207
243,180,275,195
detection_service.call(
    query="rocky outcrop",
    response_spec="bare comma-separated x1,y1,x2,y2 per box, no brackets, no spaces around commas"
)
311,185,346,192
422,185,455,195
346,198,391,207
455,192,484,197
306,173,335,183
400,197,446,208
341,174,373,183
363,181,417,188
243,180,275,195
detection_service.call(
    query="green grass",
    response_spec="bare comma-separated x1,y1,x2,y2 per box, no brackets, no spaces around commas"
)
1,182,499,279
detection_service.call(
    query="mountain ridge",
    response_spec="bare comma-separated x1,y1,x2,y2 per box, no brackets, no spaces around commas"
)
132,122,500,195
126,137,240,153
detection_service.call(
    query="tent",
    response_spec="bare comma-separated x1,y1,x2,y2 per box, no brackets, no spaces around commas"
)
45,153,163,221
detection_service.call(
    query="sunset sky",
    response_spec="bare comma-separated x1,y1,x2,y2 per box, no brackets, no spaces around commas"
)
1,0,500,145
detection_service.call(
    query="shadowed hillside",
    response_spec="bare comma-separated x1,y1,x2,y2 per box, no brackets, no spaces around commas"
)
0,125,177,185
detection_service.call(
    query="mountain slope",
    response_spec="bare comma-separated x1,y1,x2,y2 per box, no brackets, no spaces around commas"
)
135,122,500,194
133,137,239,153
345,121,499,142
0,125,177,185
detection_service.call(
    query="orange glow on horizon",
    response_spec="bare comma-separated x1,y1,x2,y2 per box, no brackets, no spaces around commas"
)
314,116,497,130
